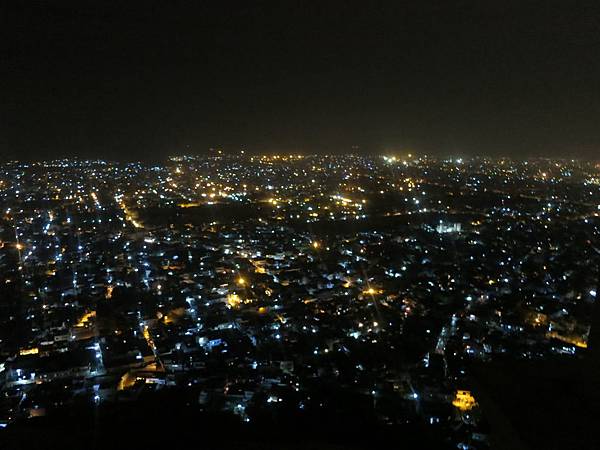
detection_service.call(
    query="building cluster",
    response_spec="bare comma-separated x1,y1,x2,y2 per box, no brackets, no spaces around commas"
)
1,155,599,448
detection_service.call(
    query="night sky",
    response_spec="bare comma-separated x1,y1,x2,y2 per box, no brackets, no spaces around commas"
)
3,1,600,161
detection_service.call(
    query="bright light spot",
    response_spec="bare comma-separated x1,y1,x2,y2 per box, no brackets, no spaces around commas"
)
452,390,477,411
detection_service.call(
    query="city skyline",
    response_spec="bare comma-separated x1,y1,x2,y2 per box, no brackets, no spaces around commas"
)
2,2,600,449
1,154,599,449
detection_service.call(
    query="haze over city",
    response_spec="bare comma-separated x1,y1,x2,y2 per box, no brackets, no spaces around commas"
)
3,1,600,161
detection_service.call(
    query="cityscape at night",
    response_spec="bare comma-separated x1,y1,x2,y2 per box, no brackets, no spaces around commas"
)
1,154,600,448
3,1,600,449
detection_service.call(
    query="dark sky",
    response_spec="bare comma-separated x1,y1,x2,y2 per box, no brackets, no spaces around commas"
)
2,1,600,161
